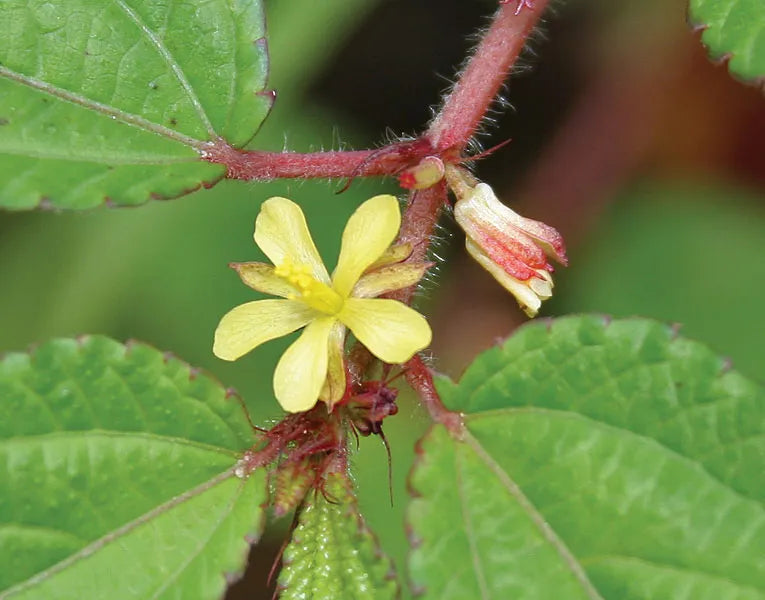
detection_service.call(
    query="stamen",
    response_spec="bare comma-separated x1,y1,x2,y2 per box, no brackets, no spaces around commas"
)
274,259,344,314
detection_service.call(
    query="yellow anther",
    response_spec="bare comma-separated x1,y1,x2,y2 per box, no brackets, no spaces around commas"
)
274,259,344,315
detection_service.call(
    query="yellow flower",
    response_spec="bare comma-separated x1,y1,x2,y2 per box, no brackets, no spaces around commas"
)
445,166,568,317
213,195,432,413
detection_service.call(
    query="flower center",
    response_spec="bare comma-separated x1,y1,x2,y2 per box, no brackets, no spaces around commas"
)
274,260,344,315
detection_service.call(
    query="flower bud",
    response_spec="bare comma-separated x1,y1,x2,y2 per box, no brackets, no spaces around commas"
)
398,156,445,190
446,168,567,317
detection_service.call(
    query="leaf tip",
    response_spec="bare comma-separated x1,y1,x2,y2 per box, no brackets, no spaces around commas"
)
37,196,54,211
162,350,177,365
406,523,423,549
253,36,267,51
224,386,241,400
720,355,734,374
409,582,427,597
74,333,92,346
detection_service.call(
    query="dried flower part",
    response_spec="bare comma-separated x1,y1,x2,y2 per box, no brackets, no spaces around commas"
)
446,166,568,317
214,195,432,413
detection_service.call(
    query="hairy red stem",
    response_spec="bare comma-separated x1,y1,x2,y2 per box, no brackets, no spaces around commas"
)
204,139,432,181
426,1,549,152
388,183,448,306
204,4,548,184
405,355,463,434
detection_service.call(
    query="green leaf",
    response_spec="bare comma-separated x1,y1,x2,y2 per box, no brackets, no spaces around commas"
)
0,0,271,210
689,0,765,84
0,336,265,599
555,181,765,380
278,472,399,599
408,316,765,599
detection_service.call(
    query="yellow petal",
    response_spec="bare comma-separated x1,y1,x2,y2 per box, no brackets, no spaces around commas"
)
231,262,297,298
213,299,316,361
339,298,431,364
319,321,347,408
254,197,330,283
352,263,429,298
332,195,401,297
274,316,335,413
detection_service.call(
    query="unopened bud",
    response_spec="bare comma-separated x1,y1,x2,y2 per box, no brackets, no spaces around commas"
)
446,166,568,317
398,156,445,190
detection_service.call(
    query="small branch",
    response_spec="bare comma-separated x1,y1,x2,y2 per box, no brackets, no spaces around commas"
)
394,6,548,426
203,138,432,181
399,184,448,257
204,4,548,184
405,355,463,434
388,183,447,306
426,1,549,152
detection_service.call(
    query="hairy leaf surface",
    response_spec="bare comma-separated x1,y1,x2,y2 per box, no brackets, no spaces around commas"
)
0,0,271,209
0,336,265,599
409,316,765,599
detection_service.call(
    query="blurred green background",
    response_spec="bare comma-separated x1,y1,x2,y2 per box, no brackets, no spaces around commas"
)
1,0,763,597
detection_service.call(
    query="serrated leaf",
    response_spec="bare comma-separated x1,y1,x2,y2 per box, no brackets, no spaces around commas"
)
0,336,266,599
408,316,765,599
689,0,765,84
278,472,399,600
0,0,271,210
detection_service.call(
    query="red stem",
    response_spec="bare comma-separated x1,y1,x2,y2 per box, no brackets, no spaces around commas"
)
203,4,549,182
205,138,432,181
405,355,463,434
426,1,549,152
388,183,448,306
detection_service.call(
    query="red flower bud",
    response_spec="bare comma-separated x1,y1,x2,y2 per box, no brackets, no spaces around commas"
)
447,169,567,317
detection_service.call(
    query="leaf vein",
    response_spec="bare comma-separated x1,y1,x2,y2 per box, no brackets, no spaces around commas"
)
0,66,205,150
461,429,606,600
148,479,245,599
0,148,199,165
0,430,240,458
467,407,765,510
581,553,765,594
112,0,217,140
0,469,235,599
455,446,491,600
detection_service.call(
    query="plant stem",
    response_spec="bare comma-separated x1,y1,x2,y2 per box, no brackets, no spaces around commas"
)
405,355,463,434
392,4,549,419
426,0,549,152
204,138,432,181
204,4,549,183
389,183,448,304
391,3,550,302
